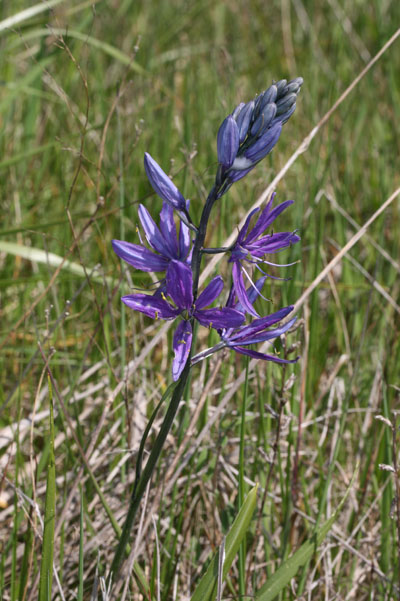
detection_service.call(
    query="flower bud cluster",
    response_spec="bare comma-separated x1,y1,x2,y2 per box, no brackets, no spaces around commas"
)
217,78,303,183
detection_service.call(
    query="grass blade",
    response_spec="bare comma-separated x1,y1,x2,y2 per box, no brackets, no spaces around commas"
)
38,376,56,601
0,241,114,285
77,486,84,601
0,0,67,34
10,28,146,75
190,484,258,601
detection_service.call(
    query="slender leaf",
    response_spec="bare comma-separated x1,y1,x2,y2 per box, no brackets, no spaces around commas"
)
38,376,56,601
191,484,258,601
0,241,114,285
0,0,67,34
77,487,84,601
10,28,146,75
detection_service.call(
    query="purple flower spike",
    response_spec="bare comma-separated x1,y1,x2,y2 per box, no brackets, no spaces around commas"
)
217,116,240,168
172,320,193,380
229,194,300,315
144,152,187,212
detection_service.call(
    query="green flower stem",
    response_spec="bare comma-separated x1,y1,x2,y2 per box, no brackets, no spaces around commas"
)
108,360,191,583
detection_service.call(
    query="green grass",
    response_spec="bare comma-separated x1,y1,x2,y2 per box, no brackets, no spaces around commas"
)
1,0,400,599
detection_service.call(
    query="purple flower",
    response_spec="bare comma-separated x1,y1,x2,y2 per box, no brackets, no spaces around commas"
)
112,202,191,287
217,115,240,168
229,193,300,316
221,304,298,364
122,262,244,380
191,278,298,366
144,152,187,213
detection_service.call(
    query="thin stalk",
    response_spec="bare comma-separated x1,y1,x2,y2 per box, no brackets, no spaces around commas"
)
392,417,400,595
191,185,218,299
117,104,127,485
238,357,250,598
108,363,190,583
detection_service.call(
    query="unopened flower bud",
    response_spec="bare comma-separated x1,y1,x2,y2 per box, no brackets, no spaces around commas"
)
217,115,240,168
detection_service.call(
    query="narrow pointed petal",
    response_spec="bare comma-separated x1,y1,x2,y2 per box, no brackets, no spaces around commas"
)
166,260,193,310
195,276,224,309
228,277,267,313
231,346,298,364
159,202,179,257
237,208,259,244
121,294,179,319
179,201,191,259
246,197,284,242
195,307,245,329
217,116,240,168
231,316,297,346
144,153,186,211
232,261,259,317
250,231,300,254
179,220,191,260
230,308,295,341
246,200,294,243
226,284,236,309
112,239,168,272
244,122,282,163
138,204,172,257
172,320,192,381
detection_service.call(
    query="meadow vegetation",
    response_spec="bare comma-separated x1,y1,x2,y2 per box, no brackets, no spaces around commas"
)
1,0,400,599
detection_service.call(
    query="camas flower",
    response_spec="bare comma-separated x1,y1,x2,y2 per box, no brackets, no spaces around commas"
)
112,202,191,290
222,281,298,364
229,193,300,317
222,306,298,364
121,261,244,380
191,277,298,366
